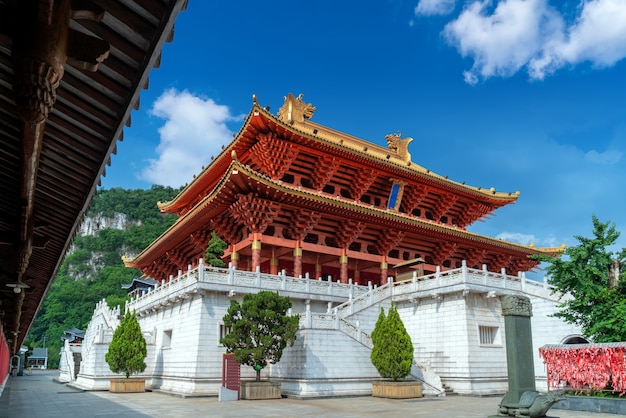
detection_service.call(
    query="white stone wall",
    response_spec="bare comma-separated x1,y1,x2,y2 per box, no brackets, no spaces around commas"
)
74,266,583,397
272,328,379,398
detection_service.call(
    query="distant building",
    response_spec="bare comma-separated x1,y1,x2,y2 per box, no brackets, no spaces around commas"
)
121,278,158,299
27,348,48,369
69,94,583,397
61,328,85,344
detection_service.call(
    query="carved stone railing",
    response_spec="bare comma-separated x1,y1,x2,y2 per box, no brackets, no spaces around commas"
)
127,259,370,315
333,261,557,320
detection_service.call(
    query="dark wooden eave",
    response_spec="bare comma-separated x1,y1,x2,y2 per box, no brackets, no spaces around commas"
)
0,0,188,354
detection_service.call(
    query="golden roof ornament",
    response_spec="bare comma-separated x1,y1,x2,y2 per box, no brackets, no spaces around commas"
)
277,93,316,123
385,131,413,163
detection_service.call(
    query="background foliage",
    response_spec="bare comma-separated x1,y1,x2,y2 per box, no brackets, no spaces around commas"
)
26,185,180,368
535,215,626,342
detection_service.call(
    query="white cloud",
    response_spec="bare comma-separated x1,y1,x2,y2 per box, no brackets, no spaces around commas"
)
139,89,242,187
443,0,563,84
439,0,626,83
416,0,456,16
584,149,622,165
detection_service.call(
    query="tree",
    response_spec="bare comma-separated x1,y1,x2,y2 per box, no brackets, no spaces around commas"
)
534,215,626,342
205,231,226,267
370,303,414,381
220,291,299,381
105,310,147,378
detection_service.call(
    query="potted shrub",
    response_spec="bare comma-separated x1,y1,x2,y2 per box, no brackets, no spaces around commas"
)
370,303,422,399
105,309,147,392
220,290,299,399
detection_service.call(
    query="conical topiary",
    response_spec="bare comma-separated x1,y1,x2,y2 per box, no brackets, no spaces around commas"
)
370,303,414,381
105,309,147,378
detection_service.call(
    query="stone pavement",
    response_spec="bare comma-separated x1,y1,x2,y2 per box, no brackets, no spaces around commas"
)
0,370,620,418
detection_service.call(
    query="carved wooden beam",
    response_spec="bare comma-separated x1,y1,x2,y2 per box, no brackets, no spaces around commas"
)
249,132,297,180
375,229,405,256
229,193,280,235
286,209,320,241
335,220,365,249
432,241,458,266
351,168,377,201
311,155,338,191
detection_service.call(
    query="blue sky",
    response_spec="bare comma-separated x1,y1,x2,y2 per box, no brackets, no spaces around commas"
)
101,0,626,267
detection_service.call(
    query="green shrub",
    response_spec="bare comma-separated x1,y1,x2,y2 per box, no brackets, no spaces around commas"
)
370,303,414,381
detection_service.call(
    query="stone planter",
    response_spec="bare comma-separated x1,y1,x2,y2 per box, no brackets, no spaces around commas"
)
240,381,282,400
109,378,146,393
553,395,626,415
372,381,422,399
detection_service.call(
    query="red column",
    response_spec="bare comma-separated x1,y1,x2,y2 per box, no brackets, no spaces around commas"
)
293,243,303,278
340,248,348,284
270,249,279,275
251,232,261,271
230,247,239,270
380,256,388,285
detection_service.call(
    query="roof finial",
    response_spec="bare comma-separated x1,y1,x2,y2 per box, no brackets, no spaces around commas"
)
252,94,257,104
277,93,316,123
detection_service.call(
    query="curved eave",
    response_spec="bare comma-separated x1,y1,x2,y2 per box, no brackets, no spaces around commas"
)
158,100,518,214
264,106,519,203
128,160,553,269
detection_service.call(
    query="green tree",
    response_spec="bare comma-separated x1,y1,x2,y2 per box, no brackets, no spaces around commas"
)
370,303,414,381
534,215,626,342
205,231,226,267
105,310,147,378
220,291,299,381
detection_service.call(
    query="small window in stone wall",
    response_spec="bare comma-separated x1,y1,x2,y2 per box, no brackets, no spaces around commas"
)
478,325,501,346
219,324,232,346
162,330,172,349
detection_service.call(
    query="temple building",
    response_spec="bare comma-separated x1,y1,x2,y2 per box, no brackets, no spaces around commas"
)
67,94,583,398
125,93,558,285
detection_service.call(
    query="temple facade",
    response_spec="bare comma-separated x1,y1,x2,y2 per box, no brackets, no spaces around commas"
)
66,94,584,397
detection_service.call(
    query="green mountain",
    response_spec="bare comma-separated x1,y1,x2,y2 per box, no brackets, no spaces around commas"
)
26,185,181,368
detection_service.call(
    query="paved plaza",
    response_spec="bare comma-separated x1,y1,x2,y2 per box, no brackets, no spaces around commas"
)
0,370,620,418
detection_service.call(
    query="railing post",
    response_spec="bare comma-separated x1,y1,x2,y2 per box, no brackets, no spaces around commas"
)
305,272,310,293
328,275,333,295
187,263,192,278
388,276,394,297
368,282,373,305
256,266,261,287
333,308,340,329
483,264,488,285
281,271,287,290
436,266,441,288
305,299,312,328
198,258,205,282
349,278,353,300
228,263,235,284
461,259,468,278
521,272,526,292
501,268,507,288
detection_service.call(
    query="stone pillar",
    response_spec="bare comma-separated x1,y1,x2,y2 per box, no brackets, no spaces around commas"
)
501,295,535,405
340,249,348,284
293,244,302,278
490,294,564,418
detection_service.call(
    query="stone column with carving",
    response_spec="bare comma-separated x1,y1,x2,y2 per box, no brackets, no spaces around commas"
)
490,294,564,418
